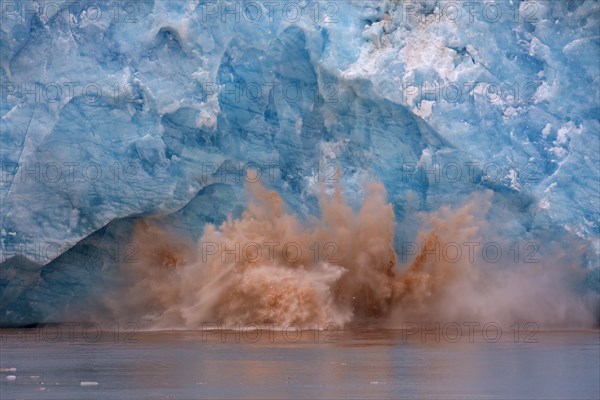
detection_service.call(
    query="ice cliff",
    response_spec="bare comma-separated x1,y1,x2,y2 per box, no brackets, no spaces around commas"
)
0,0,598,326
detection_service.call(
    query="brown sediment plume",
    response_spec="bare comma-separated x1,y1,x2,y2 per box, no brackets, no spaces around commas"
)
112,179,597,330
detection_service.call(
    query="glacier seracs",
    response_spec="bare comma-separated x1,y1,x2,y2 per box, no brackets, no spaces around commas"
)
0,0,598,325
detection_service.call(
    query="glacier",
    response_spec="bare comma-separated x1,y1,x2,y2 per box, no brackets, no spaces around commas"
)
0,0,598,326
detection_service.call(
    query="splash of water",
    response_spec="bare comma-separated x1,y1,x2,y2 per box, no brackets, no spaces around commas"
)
110,179,598,330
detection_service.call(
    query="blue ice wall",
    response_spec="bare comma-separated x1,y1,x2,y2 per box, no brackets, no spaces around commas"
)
1,1,598,325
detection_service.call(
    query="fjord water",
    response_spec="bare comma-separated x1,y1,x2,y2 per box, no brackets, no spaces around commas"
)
1,328,598,399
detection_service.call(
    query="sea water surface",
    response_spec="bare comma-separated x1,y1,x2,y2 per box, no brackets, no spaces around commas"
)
1,327,598,399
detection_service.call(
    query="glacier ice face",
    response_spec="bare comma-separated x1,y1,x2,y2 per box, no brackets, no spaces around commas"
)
348,0,600,239
0,0,598,325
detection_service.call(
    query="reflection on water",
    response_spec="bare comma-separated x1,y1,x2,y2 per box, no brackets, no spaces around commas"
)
1,328,598,399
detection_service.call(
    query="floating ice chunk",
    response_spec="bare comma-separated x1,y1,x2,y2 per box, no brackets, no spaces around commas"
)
6,375,16,381
80,381,99,386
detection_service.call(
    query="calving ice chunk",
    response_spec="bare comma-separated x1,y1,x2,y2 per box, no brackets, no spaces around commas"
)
97,180,597,330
